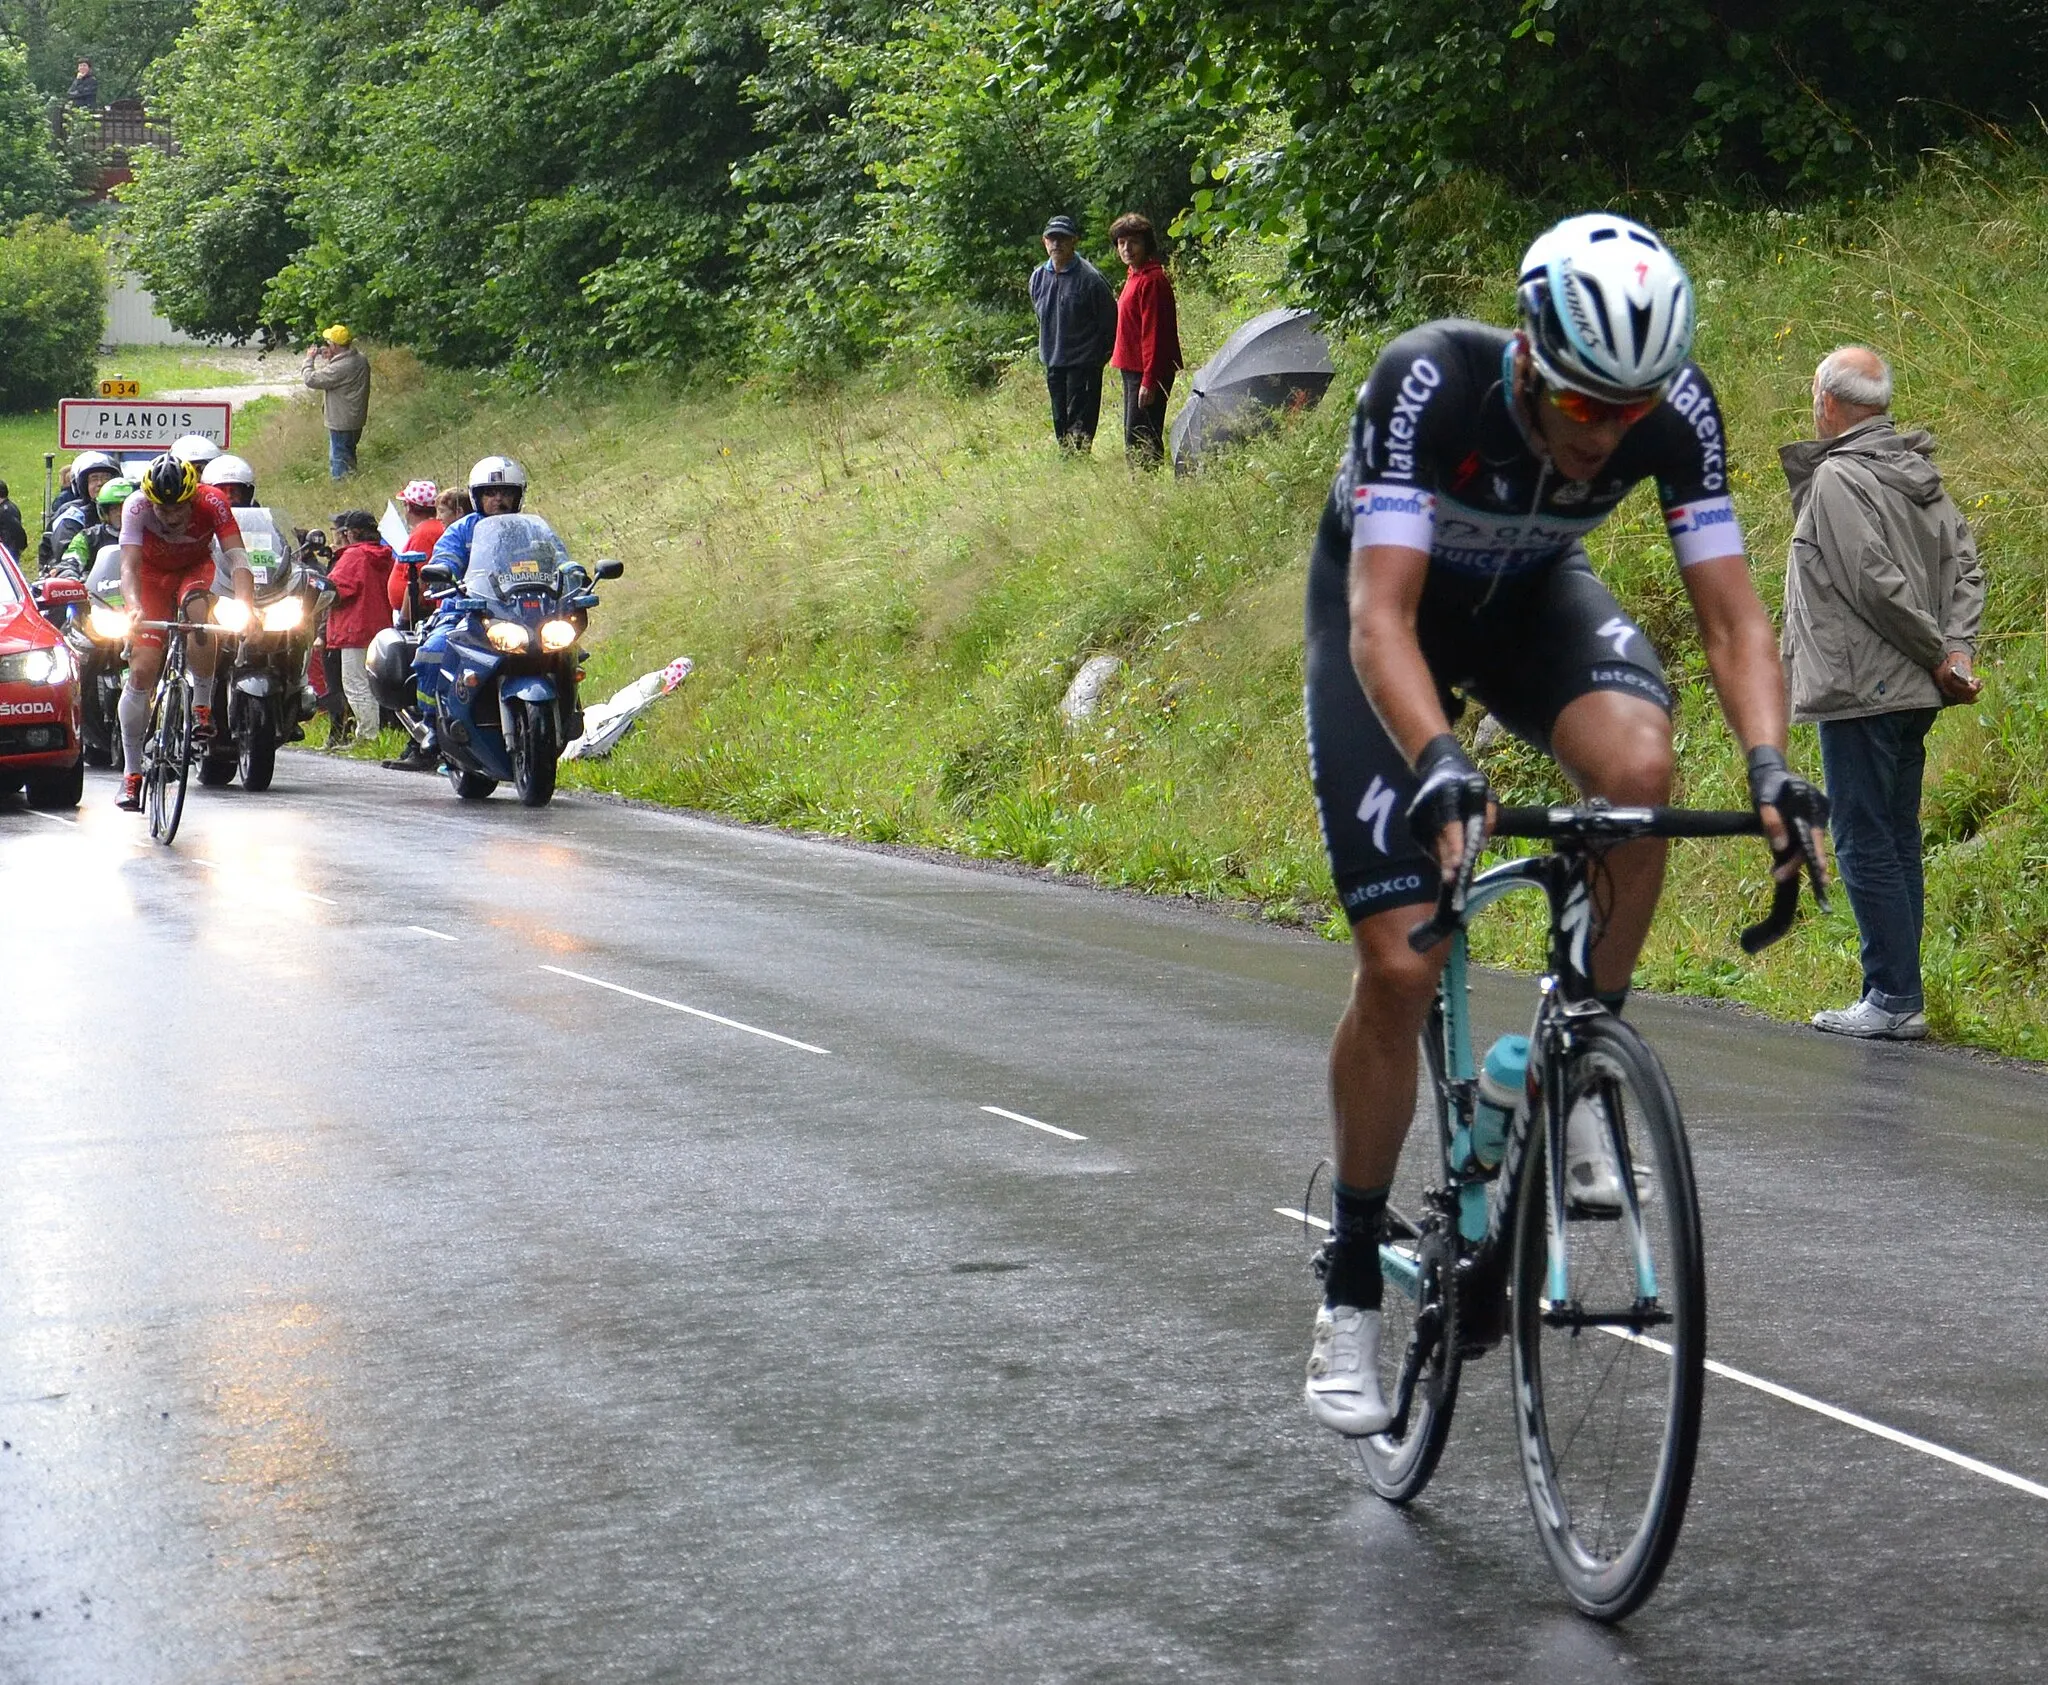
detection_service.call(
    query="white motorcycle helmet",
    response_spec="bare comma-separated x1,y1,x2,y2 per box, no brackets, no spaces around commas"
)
1516,214,1694,401
170,433,222,465
201,453,258,505
467,454,527,512
69,449,120,492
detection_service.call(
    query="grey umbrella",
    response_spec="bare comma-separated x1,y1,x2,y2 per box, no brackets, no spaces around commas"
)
1170,307,1337,474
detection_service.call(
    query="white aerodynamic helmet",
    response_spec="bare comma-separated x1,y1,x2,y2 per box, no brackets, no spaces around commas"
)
201,453,257,492
1517,214,1694,401
170,433,222,464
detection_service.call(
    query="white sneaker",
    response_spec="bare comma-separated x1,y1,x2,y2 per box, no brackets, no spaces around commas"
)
1304,1303,1391,1436
1812,995,1928,1040
1565,1093,1625,1216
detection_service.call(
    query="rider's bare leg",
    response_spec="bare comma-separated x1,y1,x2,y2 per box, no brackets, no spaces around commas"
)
1547,690,1675,997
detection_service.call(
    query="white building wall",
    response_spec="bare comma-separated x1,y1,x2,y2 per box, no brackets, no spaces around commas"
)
104,275,199,347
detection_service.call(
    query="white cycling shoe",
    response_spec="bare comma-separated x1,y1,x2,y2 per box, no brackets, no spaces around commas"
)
1305,1303,1392,1436
1565,1093,1627,1216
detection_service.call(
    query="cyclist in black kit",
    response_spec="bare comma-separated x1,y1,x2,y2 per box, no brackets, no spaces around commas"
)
1302,214,1826,1436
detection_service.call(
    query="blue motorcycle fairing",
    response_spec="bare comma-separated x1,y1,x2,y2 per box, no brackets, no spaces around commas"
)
502,674,557,704
235,674,272,697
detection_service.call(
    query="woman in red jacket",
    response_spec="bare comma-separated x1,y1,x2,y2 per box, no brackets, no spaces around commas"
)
326,510,396,743
1109,213,1184,468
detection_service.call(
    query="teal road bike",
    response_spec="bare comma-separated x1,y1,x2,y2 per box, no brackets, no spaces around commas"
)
1336,801,1826,1621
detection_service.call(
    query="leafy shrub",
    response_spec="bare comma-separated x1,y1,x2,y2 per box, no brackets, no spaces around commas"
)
0,216,104,410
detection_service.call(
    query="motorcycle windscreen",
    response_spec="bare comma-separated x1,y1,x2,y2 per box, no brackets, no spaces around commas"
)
87,541,123,601
465,513,572,603
213,508,292,597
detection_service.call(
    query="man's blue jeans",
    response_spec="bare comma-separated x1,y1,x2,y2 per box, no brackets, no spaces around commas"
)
328,428,361,478
1818,707,1939,1013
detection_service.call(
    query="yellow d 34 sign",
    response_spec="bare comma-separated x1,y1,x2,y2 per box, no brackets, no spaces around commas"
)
98,378,140,398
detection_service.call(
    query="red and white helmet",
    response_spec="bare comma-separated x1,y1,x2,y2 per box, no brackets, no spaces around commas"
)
400,478,438,509
1517,214,1694,401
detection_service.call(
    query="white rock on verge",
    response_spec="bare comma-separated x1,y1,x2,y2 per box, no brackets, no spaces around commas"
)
1060,654,1123,725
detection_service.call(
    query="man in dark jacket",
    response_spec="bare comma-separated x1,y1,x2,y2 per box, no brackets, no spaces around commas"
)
1781,346,1985,1040
0,483,27,562
1028,216,1117,451
66,62,97,108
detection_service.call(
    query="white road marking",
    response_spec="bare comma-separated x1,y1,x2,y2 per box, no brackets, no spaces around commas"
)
22,808,78,827
982,1105,1085,1142
1604,1327,2048,1504
1269,1204,2047,1502
184,854,335,904
408,925,458,941
540,964,830,1055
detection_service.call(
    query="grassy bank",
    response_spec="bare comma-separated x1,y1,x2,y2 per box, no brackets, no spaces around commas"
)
233,161,2048,1059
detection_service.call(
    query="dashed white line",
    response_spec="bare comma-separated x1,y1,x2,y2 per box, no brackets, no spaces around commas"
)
982,1105,1085,1142
21,808,78,827
408,925,458,941
540,964,830,1055
1266,1207,2047,1502
184,855,336,904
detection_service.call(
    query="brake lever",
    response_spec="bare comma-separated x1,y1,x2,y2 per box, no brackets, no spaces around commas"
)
1407,813,1485,954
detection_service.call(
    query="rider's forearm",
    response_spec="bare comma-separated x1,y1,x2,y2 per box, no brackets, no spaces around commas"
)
1700,602,1787,754
1686,553,1788,755
1349,544,1452,765
226,550,256,601
119,547,142,612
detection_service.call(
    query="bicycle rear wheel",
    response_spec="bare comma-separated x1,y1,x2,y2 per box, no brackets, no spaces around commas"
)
1352,1013,1462,1502
146,667,191,846
1509,1013,1704,1621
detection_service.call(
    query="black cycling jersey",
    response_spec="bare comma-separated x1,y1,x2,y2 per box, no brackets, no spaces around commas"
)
1339,320,1743,580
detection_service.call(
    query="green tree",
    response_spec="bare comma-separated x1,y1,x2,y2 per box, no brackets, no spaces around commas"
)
0,0,194,100
0,37,68,221
0,215,104,409
1032,0,2048,313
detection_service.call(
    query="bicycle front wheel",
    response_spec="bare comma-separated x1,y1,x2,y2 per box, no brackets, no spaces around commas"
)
1508,1013,1704,1622
146,672,191,846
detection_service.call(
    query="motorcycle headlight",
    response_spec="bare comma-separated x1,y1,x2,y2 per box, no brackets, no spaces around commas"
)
89,605,133,642
0,646,69,684
486,620,531,653
261,597,306,633
213,598,253,634
539,618,577,652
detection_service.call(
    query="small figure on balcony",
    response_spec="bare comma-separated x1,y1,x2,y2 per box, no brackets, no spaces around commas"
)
66,61,97,109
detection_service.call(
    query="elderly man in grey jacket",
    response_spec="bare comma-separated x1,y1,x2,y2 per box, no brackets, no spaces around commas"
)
303,325,372,478
1781,346,1984,1039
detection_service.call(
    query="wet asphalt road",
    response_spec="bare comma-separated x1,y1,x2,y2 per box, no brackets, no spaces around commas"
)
1,756,2044,1684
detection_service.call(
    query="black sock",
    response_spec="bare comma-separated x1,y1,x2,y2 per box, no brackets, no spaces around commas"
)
1596,986,1629,1016
1323,1178,1389,1311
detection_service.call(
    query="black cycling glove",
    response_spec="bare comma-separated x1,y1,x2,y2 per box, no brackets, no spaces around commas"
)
1407,733,1490,857
1747,745,1830,896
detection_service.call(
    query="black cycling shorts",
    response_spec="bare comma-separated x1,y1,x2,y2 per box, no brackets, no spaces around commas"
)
1304,495,1673,924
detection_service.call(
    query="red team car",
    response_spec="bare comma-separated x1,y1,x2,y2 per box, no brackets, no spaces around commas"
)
0,542,86,809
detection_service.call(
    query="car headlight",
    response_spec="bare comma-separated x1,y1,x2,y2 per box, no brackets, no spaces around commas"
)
0,647,70,684
486,620,531,653
261,597,306,633
213,598,253,633
89,605,133,642
539,618,577,652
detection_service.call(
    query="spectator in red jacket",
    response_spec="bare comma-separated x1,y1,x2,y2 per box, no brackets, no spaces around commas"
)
326,510,396,743
1109,213,1184,468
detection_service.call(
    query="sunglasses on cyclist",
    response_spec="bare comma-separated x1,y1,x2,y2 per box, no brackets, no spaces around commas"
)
1541,381,1663,428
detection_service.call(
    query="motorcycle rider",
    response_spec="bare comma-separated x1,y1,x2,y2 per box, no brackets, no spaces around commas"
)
200,453,261,510
113,454,259,811
43,450,121,571
58,474,135,577
384,457,532,772
170,434,223,468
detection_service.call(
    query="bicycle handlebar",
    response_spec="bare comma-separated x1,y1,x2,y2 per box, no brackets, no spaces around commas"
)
1406,803,1825,958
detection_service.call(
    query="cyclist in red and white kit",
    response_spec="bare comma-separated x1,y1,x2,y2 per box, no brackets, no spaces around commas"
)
113,453,257,810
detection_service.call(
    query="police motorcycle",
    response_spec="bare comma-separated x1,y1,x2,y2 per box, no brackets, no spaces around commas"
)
367,514,622,808
200,508,330,791
53,542,136,767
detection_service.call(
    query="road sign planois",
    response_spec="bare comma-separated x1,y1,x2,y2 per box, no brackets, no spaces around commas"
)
59,399,231,452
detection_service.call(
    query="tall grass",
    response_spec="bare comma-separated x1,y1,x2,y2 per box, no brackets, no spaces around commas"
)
240,159,2048,1059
